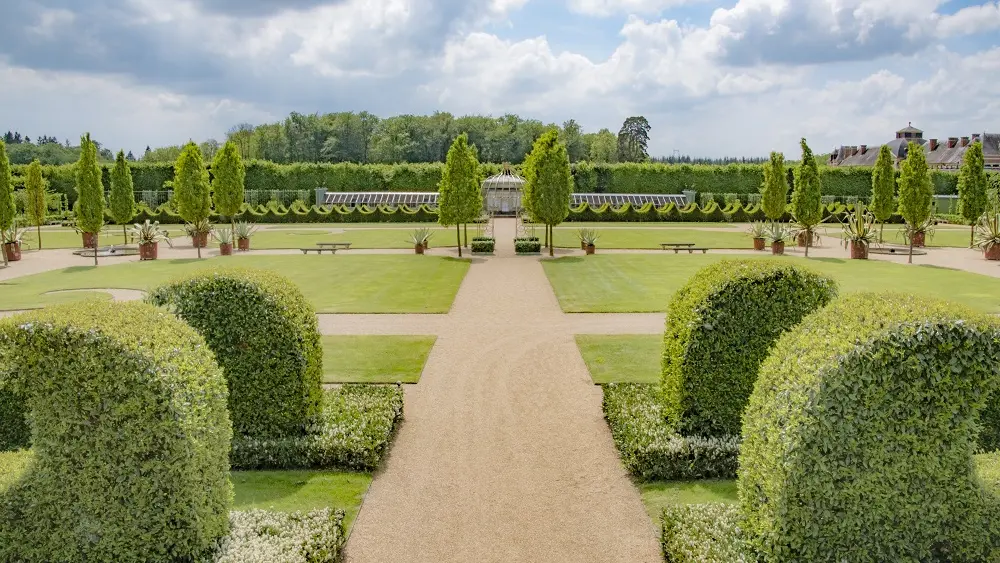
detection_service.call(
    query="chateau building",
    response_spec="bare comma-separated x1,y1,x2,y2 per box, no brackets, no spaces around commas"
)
829,123,1000,170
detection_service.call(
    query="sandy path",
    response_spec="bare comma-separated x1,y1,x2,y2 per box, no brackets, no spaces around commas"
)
343,220,661,563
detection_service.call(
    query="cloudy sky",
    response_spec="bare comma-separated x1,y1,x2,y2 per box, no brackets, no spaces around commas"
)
1,0,998,158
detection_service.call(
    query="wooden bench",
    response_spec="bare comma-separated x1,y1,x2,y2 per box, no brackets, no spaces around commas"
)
317,242,352,250
300,247,338,254
670,247,709,254
660,242,696,250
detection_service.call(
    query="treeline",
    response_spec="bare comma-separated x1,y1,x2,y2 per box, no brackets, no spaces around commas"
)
2,131,121,165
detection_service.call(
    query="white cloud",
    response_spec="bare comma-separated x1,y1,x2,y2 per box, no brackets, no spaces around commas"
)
937,1,1000,37
567,0,703,16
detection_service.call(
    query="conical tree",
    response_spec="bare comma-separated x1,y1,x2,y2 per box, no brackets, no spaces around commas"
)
957,141,988,247
870,145,896,243
173,142,211,258
898,141,933,264
25,159,49,249
109,150,136,242
791,138,823,257
523,130,573,257
0,140,13,267
438,134,481,258
211,140,246,232
761,151,788,221
75,133,105,266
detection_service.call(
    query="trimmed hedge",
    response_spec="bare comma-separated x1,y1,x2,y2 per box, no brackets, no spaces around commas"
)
231,384,404,471
0,301,232,563
207,508,346,563
662,260,837,437
602,383,739,481
740,293,1000,563
661,503,748,563
0,386,27,451
133,201,439,224
148,269,323,439
515,240,542,253
471,239,495,253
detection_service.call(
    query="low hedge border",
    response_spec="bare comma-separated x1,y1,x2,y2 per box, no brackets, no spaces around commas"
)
232,384,404,471
515,240,542,253
602,383,739,481
206,508,346,563
471,240,495,253
661,503,748,563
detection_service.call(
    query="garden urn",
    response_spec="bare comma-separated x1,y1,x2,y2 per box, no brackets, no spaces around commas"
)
985,244,1000,261
139,242,158,261
585,244,595,255
911,231,926,248
415,243,425,255
771,241,785,255
850,241,868,260
238,237,250,251
796,230,812,247
753,237,765,251
82,232,97,248
192,232,209,248
2,242,21,262
220,242,233,256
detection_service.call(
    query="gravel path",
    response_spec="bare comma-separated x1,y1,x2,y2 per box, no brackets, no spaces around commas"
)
343,220,662,563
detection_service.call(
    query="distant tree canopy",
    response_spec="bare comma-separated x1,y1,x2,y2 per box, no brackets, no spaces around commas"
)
617,116,651,163
2,131,114,165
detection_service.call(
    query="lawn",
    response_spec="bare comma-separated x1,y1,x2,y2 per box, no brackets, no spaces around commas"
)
322,335,436,383
639,480,738,521
575,335,660,384
550,226,749,249
543,255,1000,313
231,470,372,530
0,255,469,313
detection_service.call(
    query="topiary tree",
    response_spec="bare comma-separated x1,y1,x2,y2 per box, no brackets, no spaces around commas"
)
958,141,988,247
173,142,211,258
75,133,104,266
147,268,322,439
438,134,481,257
24,159,48,249
0,140,14,267
870,144,896,243
898,141,934,264
790,138,823,257
212,140,246,232
739,293,1000,563
109,150,137,242
760,151,787,221
662,260,837,437
523,129,573,256
0,300,232,562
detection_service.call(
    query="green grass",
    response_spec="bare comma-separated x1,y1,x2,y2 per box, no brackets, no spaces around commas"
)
575,335,661,384
551,227,749,249
231,470,372,530
322,335,436,383
0,255,469,313
638,480,738,521
543,255,1000,313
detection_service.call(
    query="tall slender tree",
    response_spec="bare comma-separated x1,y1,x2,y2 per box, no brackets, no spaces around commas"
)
761,151,787,221
25,159,48,249
898,141,933,264
617,116,651,163
173,142,211,258
791,139,823,257
523,130,573,257
870,145,896,243
0,140,13,267
957,141,988,246
75,133,104,266
211,140,246,232
109,150,136,241
438,134,481,257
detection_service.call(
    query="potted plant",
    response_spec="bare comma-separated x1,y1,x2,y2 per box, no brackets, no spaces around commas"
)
765,222,791,255
213,227,234,256
840,203,876,260
746,221,768,251
184,218,212,248
72,223,100,249
974,212,1000,260
1,226,26,262
410,228,431,254
130,220,171,261
577,228,594,250
902,216,934,248
581,229,600,255
791,220,824,249
234,221,258,251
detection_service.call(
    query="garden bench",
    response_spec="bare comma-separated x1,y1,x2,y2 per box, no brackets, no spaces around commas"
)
317,242,352,250
671,247,709,254
300,247,338,254
660,242,696,250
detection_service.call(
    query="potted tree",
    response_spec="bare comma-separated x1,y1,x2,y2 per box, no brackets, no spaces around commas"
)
130,220,171,261
410,228,431,254
184,218,212,249
234,220,258,251
746,221,768,250
213,226,234,256
902,217,934,249
974,212,1000,260
581,229,600,255
840,203,876,260
765,222,791,255
1,225,25,262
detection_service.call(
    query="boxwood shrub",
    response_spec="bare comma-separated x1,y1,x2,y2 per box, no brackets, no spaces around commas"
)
148,268,323,439
471,239,495,253
515,240,542,253
207,508,346,563
602,383,739,481
0,301,232,563
662,260,837,437
740,293,1000,563
661,503,748,563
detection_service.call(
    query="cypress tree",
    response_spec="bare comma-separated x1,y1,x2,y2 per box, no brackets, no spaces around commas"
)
957,141,987,246
0,141,13,267
109,150,136,242
870,145,896,243
438,134,480,257
760,151,787,221
523,130,573,257
75,133,105,266
173,142,211,258
898,141,933,264
790,138,823,257
211,140,246,231
25,159,48,249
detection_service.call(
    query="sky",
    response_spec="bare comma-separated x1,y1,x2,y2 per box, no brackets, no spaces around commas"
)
0,0,998,158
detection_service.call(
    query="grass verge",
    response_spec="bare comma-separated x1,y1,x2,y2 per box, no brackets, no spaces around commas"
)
322,335,436,383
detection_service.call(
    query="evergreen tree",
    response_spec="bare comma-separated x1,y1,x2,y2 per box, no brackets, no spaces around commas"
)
791,139,823,257
75,133,105,266
25,159,49,249
109,150,136,241
957,141,988,246
870,145,896,243
760,151,787,221
173,142,211,258
0,140,13,267
437,134,481,257
211,140,246,231
523,130,573,256
897,141,933,264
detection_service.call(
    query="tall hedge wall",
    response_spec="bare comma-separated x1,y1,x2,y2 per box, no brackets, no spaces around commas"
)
662,260,837,437
148,269,323,439
0,301,232,562
739,293,1000,563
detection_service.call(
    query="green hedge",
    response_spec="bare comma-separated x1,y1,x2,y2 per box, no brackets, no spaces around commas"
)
602,383,739,481
661,503,748,563
515,240,542,253
208,508,346,563
148,269,323,439
663,261,837,437
133,201,439,224
231,384,404,471
740,293,1000,563
471,239,495,253
0,301,232,563
0,385,27,451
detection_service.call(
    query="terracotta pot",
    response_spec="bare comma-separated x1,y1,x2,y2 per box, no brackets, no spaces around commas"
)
82,232,97,248
585,244,595,255
238,238,250,251
220,242,233,256
753,237,765,251
415,244,425,255
850,240,869,260
771,241,785,255
985,244,1000,261
796,230,812,247
911,231,926,248
139,242,158,261
192,232,209,248
2,242,21,262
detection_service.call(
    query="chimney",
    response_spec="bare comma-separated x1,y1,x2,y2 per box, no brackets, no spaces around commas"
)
948,137,958,148
929,139,938,151
961,136,970,147
972,133,981,142
860,145,868,155
852,146,859,156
